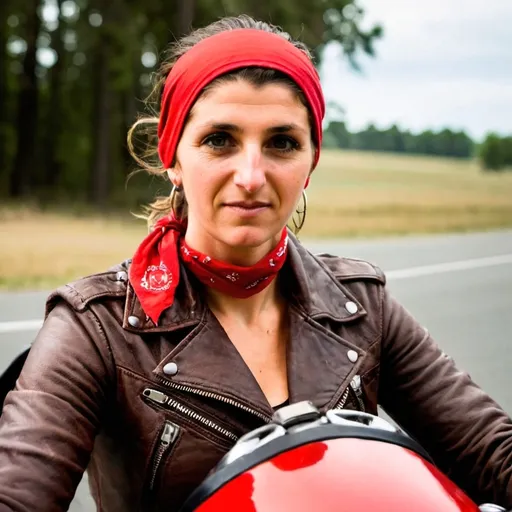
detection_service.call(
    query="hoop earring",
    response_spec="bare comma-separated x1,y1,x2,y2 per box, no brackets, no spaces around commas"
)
169,184,182,217
291,190,308,235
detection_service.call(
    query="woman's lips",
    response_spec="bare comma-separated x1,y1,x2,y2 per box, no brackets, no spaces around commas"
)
223,201,271,217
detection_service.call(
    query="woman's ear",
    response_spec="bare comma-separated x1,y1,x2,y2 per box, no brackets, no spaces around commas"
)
166,167,182,188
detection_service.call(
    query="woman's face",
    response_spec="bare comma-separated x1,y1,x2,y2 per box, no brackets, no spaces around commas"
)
170,79,314,264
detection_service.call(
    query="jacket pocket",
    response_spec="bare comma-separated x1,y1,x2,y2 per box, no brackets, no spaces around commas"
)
142,388,238,446
148,420,181,492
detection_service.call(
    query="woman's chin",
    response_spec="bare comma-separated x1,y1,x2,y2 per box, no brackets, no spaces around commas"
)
220,224,284,250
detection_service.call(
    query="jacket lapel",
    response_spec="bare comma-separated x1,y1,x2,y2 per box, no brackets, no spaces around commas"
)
285,236,367,409
286,306,364,409
152,309,273,419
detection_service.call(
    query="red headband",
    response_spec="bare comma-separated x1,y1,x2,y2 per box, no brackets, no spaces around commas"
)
157,29,325,169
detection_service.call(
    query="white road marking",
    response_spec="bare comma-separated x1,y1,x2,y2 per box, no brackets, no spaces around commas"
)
0,320,44,334
0,254,511,333
386,253,512,280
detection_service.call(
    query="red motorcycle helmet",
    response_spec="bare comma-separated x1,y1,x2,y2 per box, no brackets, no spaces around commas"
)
180,402,505,512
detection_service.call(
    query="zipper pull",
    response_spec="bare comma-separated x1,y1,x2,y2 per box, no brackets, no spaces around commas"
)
350,375,366,412
149,421,180,491
350,375,362,392
161,421,180,446
144,388,169,405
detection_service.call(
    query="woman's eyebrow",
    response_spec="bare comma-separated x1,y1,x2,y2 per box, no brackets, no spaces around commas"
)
209,123,240,132
200,122,307,134
267,124,307,134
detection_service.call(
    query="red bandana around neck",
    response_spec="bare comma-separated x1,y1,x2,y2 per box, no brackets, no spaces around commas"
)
129,215,289,325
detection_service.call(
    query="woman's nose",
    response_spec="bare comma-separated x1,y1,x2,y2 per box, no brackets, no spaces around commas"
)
233,145,266,193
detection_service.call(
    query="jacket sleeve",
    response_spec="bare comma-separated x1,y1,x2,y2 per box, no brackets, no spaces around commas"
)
378,287,512,508
0,301,115,512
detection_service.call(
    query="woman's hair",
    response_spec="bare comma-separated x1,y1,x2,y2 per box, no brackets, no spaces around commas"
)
128,14,315,229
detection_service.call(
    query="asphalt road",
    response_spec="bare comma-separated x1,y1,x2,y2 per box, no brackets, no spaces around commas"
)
1,229,511,511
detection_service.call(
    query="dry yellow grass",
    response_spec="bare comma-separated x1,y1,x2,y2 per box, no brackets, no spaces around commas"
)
0,209,147,290
301,150,512,238
1,149,512,289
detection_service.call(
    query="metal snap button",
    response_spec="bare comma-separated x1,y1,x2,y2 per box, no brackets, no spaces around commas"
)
347,350,358,363
116,271,128,282
128,315,141,328
163,362,178,376
345,301,358,314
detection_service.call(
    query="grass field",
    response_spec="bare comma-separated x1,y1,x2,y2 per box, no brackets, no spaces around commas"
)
1,149,512,290
303,150,512,237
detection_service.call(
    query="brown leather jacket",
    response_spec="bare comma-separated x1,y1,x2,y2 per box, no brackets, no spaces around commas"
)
0,237,511,511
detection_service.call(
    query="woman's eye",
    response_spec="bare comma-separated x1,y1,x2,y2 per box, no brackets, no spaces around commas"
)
203,133,232,150
269,135,299,152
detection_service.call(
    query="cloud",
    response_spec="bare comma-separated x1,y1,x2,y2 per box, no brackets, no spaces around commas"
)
321,0,512,139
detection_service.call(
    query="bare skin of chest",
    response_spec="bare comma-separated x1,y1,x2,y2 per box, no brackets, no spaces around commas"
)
213,311,289,408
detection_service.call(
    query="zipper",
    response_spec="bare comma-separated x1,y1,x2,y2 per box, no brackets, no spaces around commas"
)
143,388,239,442
334,375,365,412
149,421,180,491
350,375,366,412
334,386,350,410
155,376,272,423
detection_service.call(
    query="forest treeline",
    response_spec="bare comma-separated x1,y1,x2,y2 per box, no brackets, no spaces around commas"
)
323,122,512,171
1,0,509,213
0,0,382,208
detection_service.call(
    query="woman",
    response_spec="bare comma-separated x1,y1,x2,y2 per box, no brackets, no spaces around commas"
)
0,14,511,512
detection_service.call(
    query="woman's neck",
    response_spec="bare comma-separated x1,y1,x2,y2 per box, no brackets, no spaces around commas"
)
184,224,282,267
206,278,284,326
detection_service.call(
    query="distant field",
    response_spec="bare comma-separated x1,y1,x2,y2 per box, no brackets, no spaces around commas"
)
1,149,512,290
302,149,512,238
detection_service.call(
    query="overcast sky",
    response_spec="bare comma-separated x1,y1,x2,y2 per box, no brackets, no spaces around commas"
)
320,0,512,140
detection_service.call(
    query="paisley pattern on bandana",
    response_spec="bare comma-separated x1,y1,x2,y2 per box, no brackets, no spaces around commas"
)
180,229,288,299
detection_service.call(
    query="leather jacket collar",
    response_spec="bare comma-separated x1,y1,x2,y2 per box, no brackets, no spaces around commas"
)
121,233,367,418
122,232,367,334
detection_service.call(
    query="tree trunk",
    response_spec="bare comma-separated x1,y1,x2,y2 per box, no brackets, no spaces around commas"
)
0,1,10,187
9,0,41,197
178,0,195,36
90,44,111,207
43,0,65,192
248,0,266,21
89,0,129,207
